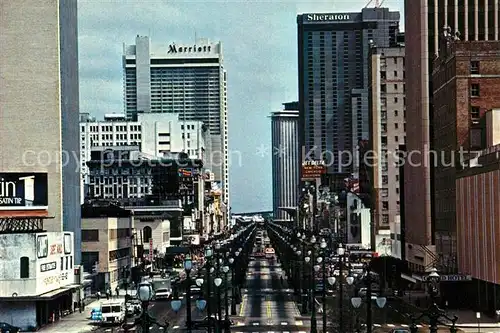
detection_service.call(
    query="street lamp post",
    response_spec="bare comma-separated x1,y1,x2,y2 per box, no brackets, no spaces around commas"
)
205,246,213,333
319,238,327,333
328,244,355,333
123,282,171,333
350,268,387,333
223,263,230,333
184,254,193,332
230,252,238,315
306,235,317,333
409,268,459,333
214,276,223,333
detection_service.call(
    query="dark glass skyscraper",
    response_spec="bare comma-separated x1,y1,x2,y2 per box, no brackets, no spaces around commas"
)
297,8,400,175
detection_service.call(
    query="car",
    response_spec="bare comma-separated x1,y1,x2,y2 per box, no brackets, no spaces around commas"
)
389,328,410,333
0,322,21,333
125,300,142,315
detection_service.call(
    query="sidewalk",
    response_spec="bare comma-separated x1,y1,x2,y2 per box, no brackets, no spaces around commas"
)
37,299,101,333
37,285,137,333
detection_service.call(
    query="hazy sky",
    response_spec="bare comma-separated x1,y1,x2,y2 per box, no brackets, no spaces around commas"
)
78,0,404,214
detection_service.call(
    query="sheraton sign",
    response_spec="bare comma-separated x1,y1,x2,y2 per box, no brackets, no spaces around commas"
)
306,14,351,21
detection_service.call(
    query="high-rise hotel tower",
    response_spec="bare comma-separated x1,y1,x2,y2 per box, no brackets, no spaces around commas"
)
123,36,229,207
297,9,400,175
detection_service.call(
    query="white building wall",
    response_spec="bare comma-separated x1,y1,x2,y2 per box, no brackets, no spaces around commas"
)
271,109,299,220
0,232,75,298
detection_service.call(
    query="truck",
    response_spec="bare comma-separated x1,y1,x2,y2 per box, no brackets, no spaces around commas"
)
100,299,126,325
152,276,172,300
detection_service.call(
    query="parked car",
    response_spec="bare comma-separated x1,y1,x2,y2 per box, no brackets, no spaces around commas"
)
0,322,21,333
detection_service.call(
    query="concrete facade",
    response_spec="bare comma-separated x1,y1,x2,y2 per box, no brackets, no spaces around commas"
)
432,41,500,273
0,0,81,262
270,103,299,221
81,217,133,290
368,45,406,231
0,232,75,298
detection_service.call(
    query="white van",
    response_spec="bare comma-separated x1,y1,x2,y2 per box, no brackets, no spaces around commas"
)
100,299,126,325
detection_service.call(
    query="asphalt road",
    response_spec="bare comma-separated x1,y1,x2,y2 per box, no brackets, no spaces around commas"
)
230,249,309,333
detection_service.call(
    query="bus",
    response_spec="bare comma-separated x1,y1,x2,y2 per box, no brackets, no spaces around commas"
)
265,247,275,260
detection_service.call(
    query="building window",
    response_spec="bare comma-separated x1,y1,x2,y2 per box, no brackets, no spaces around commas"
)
471,84,480,97
143,226,152,242
61,257,64,270
381,189,389,197
470,61,479,74
382,201,389,210
37,235,48,258
394,70,398,77
82,230,99,242
20,257,29,278
382,175,388,185
471,106,480,119
395,123,399,129
382,214,389,224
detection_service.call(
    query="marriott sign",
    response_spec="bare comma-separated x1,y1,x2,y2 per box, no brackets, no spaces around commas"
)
306,14,351,21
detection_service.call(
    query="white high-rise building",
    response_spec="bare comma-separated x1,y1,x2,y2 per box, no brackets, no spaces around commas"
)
122,35,229,209
80,113,208,189
271,102,300,221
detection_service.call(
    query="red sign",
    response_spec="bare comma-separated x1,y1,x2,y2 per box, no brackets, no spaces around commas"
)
301,161,326,180
149,239,153,261
49,244,63,255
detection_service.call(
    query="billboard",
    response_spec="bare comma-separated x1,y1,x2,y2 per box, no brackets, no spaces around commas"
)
301,160,326,180
0,173,48,210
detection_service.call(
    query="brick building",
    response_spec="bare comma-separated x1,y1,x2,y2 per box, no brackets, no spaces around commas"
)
454,109,500,313
432,40,500,273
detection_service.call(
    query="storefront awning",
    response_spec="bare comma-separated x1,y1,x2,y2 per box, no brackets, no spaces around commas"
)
0,287,71,301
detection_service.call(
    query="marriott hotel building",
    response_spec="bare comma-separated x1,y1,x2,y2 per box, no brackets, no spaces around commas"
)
123,36,229,207
297,8,400,175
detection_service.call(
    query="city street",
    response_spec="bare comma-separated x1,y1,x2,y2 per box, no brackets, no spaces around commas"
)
229,251,308,333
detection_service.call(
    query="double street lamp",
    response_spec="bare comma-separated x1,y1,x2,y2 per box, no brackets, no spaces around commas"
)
328,244,355,333
350,268,387,333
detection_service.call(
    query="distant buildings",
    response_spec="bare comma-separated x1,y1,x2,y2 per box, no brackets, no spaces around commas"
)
270,102,300,221
122,36,229,209
297,8,400,176
0,0,81,330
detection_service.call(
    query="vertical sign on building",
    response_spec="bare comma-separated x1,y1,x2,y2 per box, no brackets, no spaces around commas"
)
149,238,153,262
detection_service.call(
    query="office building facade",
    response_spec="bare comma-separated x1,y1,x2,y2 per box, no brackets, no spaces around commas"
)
404,0,499,271
80,113,207,189
368,45,406,231
0,0,81,263
271,102,300,221
297,8,400,175
122,36,229,208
